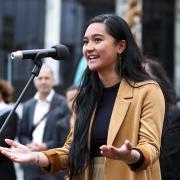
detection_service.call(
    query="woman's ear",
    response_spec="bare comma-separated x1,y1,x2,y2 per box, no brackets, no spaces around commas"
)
117,40,126,54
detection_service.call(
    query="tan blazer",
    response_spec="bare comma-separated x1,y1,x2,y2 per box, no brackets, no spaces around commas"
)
43,79,165,180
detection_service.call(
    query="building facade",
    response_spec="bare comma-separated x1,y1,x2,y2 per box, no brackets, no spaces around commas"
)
0,0,179,101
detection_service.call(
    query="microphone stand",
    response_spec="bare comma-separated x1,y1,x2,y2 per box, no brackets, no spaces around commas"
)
0,51,47,136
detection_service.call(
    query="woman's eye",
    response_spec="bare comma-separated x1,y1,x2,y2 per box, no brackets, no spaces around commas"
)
83,39,88,44
95,38,102,43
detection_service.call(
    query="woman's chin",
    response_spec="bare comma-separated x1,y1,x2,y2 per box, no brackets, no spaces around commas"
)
88,64,101,72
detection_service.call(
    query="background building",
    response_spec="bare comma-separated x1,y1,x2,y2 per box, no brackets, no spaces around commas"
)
0,0,179,102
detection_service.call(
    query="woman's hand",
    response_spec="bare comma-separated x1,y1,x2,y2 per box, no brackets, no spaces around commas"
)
0,139,36,164
100,140,140,164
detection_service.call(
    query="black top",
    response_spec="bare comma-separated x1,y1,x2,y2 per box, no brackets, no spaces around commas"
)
91,83,120,157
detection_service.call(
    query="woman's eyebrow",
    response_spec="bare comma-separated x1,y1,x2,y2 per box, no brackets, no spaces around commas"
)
83,33,104,39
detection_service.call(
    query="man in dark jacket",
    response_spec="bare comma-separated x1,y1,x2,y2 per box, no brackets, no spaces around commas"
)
18,65,69,180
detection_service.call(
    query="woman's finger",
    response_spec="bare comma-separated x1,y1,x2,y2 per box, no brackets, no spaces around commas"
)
6,139,28,150
1,149,13,158
124,140,132,150
100,145,108,150
5,139,20,148
0,146,11,152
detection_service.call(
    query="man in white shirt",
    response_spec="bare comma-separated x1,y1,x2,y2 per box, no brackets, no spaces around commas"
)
18,65,69,180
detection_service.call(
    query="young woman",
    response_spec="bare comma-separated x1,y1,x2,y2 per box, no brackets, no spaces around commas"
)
0,14,165,180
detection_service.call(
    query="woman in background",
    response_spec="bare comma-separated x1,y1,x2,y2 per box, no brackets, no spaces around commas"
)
144,59,180,180
0,79,18,180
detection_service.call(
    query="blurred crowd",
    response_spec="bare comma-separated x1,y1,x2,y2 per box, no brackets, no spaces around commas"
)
0,65,79,180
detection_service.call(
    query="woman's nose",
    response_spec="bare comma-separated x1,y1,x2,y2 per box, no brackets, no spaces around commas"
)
86,42,95,51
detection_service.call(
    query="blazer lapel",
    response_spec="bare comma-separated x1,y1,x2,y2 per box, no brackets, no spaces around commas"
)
107,79,133,145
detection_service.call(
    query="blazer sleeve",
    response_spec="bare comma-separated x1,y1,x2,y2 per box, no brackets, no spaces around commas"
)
134,83,165,171
42,129,73,174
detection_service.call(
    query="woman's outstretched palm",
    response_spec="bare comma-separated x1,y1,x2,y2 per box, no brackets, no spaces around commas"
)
100,140,134,163
0,139,35,163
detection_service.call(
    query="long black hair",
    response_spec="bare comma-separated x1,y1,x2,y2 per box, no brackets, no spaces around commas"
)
69,14,152,179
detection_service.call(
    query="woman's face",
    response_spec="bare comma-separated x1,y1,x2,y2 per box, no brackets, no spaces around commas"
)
83,23,123,74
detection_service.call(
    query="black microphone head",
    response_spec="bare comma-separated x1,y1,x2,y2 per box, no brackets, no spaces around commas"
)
52,44,71,60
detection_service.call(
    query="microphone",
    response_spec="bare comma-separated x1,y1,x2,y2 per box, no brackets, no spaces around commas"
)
10,44,70,61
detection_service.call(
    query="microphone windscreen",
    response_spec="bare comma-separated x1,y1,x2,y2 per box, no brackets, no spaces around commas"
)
52,44,71,60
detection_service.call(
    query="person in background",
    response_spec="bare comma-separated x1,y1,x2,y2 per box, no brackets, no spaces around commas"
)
73,56,87,86
54,85,78,141
54,85,78,180
66,85,78,129
0,14,165,180
54,85,78,144
177,100,180,109
144,58,180,180
0,79,18,180
17,65,69,180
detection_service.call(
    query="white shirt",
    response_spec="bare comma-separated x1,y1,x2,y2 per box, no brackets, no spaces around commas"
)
32,89,55,143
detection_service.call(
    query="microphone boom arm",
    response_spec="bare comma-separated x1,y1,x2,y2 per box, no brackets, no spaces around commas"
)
0,52,45,136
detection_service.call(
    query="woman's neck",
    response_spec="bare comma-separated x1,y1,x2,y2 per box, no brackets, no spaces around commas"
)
98,72,121,88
